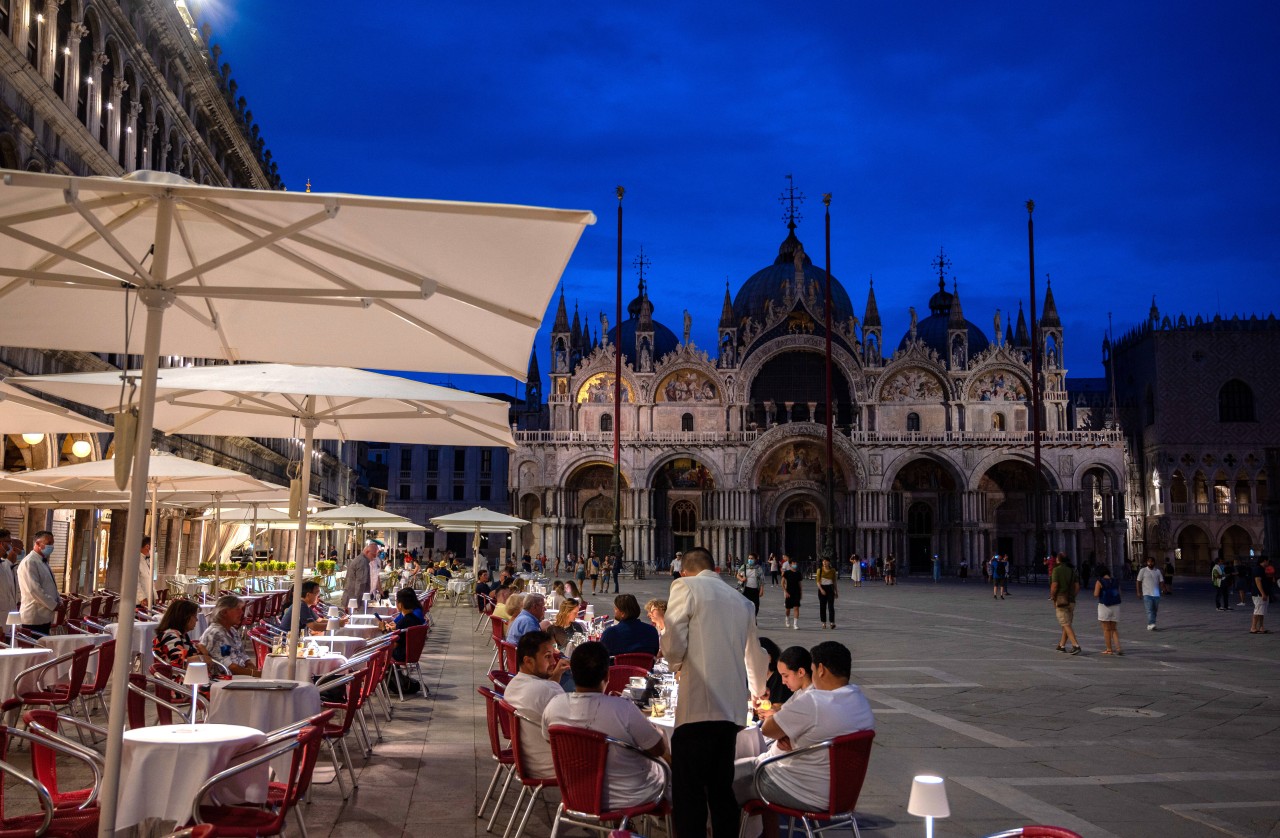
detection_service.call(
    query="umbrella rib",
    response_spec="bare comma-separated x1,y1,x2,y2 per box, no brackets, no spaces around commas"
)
0,202,151,301
0,192,135,228
187,197,543,328
163,205,339,288
66,191,157,285
369,298,526,379
173,210,237,361
0,225,145,286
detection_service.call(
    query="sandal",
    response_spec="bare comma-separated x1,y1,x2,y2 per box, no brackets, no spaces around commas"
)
1115,649,1124,655
1100,650,1114,655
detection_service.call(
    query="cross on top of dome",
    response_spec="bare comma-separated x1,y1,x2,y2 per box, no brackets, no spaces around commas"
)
779,173,805,231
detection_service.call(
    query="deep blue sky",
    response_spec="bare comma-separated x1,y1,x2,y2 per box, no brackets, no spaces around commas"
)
201,1,1279,392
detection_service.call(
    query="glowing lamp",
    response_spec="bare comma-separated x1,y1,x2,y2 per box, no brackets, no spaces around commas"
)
21,433,44,445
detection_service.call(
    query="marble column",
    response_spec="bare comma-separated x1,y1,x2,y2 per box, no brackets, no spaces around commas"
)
106,76,126,162
63,21,86,111
123,98,139,171
39,0,62,85
87,50,106,139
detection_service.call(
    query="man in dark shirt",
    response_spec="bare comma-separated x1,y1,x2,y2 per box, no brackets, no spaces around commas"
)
1250,557,1274,634
600,593,660,657
474,569,493,612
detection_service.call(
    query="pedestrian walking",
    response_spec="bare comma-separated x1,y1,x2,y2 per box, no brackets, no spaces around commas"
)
1250,556,1274,634
1094,566,1123,655
992,554,1009,599
816,557,838,629
1050,552,1082,654
931,554,941,583
850,553,862,587
767,553,779,586
884,554,897,586
610,553,622,593
737,554,764,616
1136,556,1164,631
781,556,803,629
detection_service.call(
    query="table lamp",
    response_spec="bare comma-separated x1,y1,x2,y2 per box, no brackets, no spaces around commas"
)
5,611,20,646
183,662,210,726
348,598,358,614
327,606,341,637
362,592,372,614
907,775,950,838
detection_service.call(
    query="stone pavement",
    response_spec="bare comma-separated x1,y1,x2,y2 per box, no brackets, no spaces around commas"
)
42,573,1274,837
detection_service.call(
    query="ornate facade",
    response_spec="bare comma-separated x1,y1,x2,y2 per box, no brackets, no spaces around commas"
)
513,218,1128,575
1106,302,1279,574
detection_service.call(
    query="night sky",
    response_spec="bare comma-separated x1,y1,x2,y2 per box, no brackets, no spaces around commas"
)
201,1,1279,392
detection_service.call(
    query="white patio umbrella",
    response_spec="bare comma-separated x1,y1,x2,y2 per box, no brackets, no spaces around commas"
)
0,378,113,435
0,168,592,836
430,506,529,575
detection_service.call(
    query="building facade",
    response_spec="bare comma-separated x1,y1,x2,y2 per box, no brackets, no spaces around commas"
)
512,217,1128,575
1107,302,1278,575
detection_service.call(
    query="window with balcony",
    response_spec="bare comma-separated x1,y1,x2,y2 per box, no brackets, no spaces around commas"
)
400,449,412,471
426,449,439,474
480,484,491,501
907,412,921,432
681,413,694,432
453,484,464,501
992,413,1005,431
480,450,493,474
426,484,438,501
600,414,612,432
453,448,467,472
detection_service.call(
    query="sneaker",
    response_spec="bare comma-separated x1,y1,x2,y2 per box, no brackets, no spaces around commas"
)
793,621,799,630
822,623,829,629
1147,624,1156,631
1056,645,1066,652
830,624,837,630
1217,607,1225,611
1069,646,1081,655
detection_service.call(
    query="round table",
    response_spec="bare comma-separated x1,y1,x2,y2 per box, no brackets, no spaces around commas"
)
107,620,160,672
261,652,347,681
446,577,472,596
366,605,397,618
343,623,383,641
0,647,54,704
118,723,267,829
37,633,109,680
314,635,365,657
208,680,323,776
346,613,380,625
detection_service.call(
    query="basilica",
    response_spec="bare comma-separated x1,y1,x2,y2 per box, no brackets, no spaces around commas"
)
511,218,1129,576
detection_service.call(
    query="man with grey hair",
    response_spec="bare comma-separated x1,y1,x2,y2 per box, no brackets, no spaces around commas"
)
18,530,60,636
200,595,259,677
506,592,547,645
341,541,375,609
663,546,770,838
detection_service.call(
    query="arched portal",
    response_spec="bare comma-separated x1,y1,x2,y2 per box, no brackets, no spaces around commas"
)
1176,524,1211,575
783,497,820,565
749,350,853,427
1220,525,1252,564
892,458,959,574
976,460,1042,574
652,457,715,562
567,463,628,559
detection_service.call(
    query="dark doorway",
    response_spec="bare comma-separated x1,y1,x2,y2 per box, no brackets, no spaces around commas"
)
907,502,933,574
589,533,612,558
996,536,1015,573
785,522,817,565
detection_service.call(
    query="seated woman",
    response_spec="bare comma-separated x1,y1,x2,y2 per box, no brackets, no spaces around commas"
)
546,599,586,649
493,592,525,623
546,581,566,611
380,588,426,662
198,595,260,677
153,599,213,669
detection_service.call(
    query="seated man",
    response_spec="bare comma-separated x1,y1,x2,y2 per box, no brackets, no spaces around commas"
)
542,641,668,809
503,630,571,777
200,595,260,677
734,640,874,831
506,593,546,645
281,580,344,634
474,569,493,612
599,594,660,657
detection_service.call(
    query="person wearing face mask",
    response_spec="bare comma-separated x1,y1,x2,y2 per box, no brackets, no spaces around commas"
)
19,530,62,636
737,553,764,616
0,536,21,617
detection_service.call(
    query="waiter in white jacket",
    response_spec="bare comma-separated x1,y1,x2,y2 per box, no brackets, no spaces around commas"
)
0,536,21,617
18,530,61,635
661,547,769,838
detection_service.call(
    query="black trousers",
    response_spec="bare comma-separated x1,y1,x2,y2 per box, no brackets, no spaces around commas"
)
672,720,741,838
1215,582,1232,609
743,586,760,615
23,623,51,637
818,587,835,623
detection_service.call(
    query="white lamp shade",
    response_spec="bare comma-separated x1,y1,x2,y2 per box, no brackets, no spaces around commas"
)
5,611,21,626
907,775,950,818
21,433,44,445
347,599,358,610
362,592,372,601
71,439,93,458
183,662,210,686
327,606,341,619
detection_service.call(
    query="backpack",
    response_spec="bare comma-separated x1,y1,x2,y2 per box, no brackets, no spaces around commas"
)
1099,578,1122,606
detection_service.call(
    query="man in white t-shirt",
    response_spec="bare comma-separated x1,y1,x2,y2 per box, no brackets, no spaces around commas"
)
670,552,683,580
503,629,570,779
1136,556,1165,631
734,641,874,828
542,641,668,810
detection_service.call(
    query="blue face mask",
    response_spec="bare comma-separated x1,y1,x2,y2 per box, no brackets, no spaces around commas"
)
40,543,54,559
747,560,756,567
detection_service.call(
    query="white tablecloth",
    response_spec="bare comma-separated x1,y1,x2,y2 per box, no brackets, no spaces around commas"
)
343,623,383,641
209,680,323,777
315,635,365,657
447,578,471,596
261,653,347,681
37,633,109,680
650,715,764,760
346,613,380,625
107,620,159,673
118,723,267,828
0,647,54,704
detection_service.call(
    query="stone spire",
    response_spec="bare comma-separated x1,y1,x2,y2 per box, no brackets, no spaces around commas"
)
525,349,542,408
1014,302,1030,347
552,286,569,333
863,279,882,329
719,280,735,329
1040,276,1061,328
947,281,966,329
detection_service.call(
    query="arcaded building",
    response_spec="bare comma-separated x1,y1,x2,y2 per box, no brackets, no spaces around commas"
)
512,217,1128,575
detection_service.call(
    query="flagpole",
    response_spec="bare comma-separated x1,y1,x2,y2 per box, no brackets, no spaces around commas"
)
610,187,624,568
1027,200,1046,572
822,193,835,565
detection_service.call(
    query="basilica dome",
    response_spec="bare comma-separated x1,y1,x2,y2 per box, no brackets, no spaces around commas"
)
620,284,679,360
897,279,990,359
732,229,856,326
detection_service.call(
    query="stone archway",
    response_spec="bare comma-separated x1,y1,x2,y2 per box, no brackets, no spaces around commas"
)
781,496,821,568
1176,523,1212,576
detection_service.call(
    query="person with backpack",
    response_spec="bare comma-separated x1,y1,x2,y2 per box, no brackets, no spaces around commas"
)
992,554,1010,599
1093,566,1124,655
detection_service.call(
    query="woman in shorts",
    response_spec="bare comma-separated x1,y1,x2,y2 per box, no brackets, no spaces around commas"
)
1094,566,1124,655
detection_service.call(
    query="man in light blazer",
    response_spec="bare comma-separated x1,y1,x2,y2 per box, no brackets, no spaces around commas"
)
341,541,375,610
18,530,61,635
661,546,770,838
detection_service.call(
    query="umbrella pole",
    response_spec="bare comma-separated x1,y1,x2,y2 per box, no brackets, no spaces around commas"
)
98,283,173,838
148,484,158,609
212,492,222,597
473,523,482,577
286,416,317,680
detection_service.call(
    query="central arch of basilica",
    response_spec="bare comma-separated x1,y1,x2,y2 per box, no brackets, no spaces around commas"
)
512,220,1127,574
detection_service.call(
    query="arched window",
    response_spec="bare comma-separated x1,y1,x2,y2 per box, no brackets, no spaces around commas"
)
1219,379,1255,422
992,413,1005,431
680,413,693,432
672,500,697,533
599,414,612,432
907,412,920,432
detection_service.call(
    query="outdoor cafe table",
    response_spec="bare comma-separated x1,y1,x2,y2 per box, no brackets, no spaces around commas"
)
107,619,159,672
38,632,109,679
342,622,383,641
209,679,323,776
261,652,347,681
0,647,54,704
117,723,267,829
647,712,765,759
315,635,365,657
